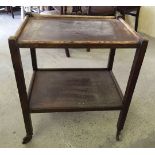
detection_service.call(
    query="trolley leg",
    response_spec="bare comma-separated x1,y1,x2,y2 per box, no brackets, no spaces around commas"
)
9,38,33,144
116,40,148,141
65,48,70,57
107,48,116,71
30,48,38,70
135,7,140,32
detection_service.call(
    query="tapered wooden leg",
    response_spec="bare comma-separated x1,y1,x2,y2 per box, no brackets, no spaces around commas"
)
65,48,70,57
30,48,38,70
9,38,33,144
107,48,116,71
116,40,148,140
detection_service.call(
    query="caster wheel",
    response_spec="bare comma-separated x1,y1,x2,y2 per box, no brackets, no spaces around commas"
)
116,134,120,141
22,135,32,144
116,130,122,141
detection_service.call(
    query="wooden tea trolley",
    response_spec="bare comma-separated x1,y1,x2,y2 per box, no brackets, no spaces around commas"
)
9,13,148,144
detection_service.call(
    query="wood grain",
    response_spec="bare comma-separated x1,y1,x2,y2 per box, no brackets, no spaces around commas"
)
29,70,123,112
17,15,140,48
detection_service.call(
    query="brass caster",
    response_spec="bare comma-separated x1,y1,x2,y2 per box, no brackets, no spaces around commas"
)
22,135,32,144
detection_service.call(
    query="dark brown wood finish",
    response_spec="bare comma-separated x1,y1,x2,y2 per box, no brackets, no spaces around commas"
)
18,18,139,45
107,48,116,70
116,40,148,140
29,70,122,113
15,14,140,48
30,48,37,70
8,37,33,144
65,48,70,57
8,13,148,143
117,6,141,31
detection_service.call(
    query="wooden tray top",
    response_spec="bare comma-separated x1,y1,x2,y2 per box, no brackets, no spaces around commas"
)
13,14,142,48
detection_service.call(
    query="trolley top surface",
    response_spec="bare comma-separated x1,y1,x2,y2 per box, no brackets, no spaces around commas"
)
11,14,144,48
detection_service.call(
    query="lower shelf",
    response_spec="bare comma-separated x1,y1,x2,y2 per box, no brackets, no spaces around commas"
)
29,69,123,113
